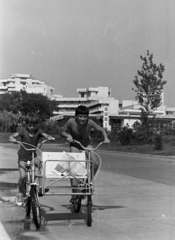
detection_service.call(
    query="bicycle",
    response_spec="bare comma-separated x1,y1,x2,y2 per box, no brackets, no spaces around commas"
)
13,139,54,229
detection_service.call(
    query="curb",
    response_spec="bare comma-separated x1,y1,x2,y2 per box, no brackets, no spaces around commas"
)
97,149,175,160
0,168,18,171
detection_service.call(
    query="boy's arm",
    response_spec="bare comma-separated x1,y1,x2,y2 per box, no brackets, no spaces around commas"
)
61,119,73,142
91,121,110,143
42,132,55,141
9,132,19,144
61,131,73,142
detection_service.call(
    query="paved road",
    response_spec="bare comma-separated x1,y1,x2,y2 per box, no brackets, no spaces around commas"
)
100,151,175,186
1,144,175,240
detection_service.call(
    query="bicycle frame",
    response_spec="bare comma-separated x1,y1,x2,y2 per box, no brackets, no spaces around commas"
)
16,141,43,186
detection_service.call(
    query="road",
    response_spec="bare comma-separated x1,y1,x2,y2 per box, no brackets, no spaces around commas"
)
1,144,175,240
100,151,175,186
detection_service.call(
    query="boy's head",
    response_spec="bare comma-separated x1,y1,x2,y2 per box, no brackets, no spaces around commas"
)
25,112,39,133
75,105,89,125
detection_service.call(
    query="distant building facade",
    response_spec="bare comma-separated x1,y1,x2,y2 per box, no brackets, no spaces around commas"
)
0,74,56,97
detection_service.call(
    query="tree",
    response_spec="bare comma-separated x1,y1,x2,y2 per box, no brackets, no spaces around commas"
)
133,50,167,126
0,111,21,132
20,91,57,120
0,91,22,114
0,91,57,120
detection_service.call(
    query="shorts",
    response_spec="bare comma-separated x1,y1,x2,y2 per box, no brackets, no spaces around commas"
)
70,141,90,151
18,156,41,168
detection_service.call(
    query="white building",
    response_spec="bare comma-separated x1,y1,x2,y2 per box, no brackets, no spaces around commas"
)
117,100,166,128
0,74,56,97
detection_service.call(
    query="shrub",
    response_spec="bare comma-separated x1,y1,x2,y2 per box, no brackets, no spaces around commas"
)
118,126,134,145
154,132,163,150
38,121,62,135
0,111,21,132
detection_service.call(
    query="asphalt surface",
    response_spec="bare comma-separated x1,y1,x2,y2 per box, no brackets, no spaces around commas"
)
1,144,175,240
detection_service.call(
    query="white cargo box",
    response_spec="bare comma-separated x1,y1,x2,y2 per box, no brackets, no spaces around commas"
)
42,151,87,179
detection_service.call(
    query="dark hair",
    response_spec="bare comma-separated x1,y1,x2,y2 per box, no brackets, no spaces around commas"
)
75,105,89,116
25,112,39,125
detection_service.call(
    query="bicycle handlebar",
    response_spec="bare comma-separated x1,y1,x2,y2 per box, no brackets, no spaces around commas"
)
12,138,55,152
73,140,104,151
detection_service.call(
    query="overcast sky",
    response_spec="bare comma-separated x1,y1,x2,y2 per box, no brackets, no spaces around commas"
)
1,0,175,106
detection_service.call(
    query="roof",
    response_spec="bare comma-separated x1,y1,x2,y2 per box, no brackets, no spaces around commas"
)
9,74,35,79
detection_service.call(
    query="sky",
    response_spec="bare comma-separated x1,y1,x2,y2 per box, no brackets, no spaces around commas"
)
1,0,175,106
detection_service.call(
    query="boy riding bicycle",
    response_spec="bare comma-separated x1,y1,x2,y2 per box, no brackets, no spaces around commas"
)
61,105,110,203
9,112,54,206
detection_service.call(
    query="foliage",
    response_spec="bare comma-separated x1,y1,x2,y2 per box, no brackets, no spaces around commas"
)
0,91,57,120
133,50,166,114
38,121,62,135
118,125,134,145
0,111,21,132
0,92,22,114
108,127,119,142
154,132,163,150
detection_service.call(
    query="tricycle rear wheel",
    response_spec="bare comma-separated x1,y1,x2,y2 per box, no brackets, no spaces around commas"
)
87,195,92,227
73,196,81,213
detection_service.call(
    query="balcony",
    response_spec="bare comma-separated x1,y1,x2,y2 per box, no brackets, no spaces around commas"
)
0,86,7,90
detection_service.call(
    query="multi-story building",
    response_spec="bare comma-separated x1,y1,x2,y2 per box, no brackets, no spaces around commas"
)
0,74,56,97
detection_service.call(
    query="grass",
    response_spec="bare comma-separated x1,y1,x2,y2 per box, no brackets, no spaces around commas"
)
1,132,175,156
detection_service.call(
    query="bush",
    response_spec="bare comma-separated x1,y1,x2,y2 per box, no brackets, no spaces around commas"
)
0,111,21,132
118,126,134,145
154,133,163,150
107,127,119,142
38,121,62,135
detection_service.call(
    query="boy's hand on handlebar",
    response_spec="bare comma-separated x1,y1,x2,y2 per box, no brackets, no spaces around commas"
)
47,136,55,141
104,138,110,143
66,136,73,143
9,139,17,144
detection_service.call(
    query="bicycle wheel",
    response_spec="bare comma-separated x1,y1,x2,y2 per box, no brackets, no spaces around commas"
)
25,196,31,219
87,195,92,227
30,186,41,229
25,177,31,219
73,196,81,213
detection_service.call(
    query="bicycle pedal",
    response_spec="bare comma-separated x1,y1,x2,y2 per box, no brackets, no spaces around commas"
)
25,215,30,221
